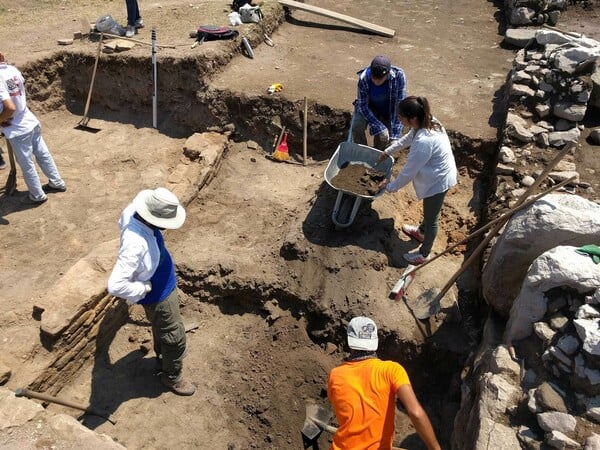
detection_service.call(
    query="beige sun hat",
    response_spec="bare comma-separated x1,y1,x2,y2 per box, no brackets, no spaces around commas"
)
134,187,186,229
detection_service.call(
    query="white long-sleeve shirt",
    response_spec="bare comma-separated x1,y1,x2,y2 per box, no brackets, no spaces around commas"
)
383,121,457,199
107,199,160,303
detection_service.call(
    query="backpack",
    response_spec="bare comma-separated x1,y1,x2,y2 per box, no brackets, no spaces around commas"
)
239,4,263,23
232,0,252,12
196,25,239,43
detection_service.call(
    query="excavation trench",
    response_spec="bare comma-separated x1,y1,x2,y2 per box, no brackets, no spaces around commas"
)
23,53,496,449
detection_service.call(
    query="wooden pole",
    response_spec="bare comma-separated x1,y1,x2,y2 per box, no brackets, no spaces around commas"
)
303,97,308,166
431,142,576,306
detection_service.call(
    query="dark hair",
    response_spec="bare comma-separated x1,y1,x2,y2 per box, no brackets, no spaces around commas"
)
397,96,440,130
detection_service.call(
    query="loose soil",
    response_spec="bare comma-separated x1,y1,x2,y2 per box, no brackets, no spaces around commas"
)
330,163,386,197
0,0,598,449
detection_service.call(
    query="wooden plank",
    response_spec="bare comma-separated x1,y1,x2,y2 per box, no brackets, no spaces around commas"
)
278,0,395,38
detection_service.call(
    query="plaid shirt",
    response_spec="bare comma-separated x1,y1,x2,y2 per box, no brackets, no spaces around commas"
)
355,66,407,140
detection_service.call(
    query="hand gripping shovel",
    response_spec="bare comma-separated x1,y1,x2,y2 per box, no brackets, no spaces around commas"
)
76,33,103,133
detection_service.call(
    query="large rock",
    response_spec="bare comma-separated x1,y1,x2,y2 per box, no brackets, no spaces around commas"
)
483,194,600,318
505,246,600,341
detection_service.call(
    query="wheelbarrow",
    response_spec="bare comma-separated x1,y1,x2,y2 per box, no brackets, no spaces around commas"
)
324,141,394,229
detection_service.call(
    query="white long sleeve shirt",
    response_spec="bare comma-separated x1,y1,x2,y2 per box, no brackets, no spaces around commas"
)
383,121,457,199
107,199,161,303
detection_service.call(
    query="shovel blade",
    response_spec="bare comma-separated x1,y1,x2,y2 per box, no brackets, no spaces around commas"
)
301,417,322,441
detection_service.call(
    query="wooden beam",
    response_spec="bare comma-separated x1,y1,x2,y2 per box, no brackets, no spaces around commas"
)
278,0,395,38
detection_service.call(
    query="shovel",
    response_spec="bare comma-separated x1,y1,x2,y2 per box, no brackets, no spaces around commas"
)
301,403,335,449
3,138,17,195
388,174,579,305
75,33,103,133
15,387,116,425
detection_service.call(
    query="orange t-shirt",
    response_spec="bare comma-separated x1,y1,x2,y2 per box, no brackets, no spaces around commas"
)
327,358,410,450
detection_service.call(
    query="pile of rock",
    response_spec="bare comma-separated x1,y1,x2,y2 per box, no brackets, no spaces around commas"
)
505,0,586,27
492,29,600,211
453,193,600,449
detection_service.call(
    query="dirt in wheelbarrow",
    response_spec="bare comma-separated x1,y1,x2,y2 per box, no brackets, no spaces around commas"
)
331,162,387,196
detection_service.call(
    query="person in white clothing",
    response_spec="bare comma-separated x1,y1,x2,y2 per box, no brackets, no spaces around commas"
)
377,96,457,265
0,52,66,205
108,188,195,396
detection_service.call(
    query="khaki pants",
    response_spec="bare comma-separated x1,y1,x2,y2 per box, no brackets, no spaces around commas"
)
143,288,187,381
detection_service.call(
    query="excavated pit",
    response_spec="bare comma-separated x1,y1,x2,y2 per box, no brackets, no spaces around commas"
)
21,53,496,449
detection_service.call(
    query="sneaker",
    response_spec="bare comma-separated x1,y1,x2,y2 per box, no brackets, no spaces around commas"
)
161,374,196,396
401,224,424,243
134,18,144,29
21,194,48,206
125,25,135,38
42,183,67,193
403,251,429,265
0,155,6,170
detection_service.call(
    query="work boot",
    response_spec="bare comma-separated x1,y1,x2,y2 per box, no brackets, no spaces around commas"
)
161,374,196,396
125,25,135,38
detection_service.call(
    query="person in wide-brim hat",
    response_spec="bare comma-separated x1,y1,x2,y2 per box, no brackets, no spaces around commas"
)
108,187,195,396
133,187,186,230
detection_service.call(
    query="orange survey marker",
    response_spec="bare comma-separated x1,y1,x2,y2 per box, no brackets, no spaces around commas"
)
272,132,289,161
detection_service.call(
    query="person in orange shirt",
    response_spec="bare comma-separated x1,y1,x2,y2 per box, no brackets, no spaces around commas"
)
327,317,441,450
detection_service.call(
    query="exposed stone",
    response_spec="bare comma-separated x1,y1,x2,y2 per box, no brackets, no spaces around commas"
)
479,372,522,420
475,417,522,449
500,146,516,164
0,388,44,429
556,334,580,356
548,170,580,184
548,128,581,147
496,163,515,175
555,119,574,131
553,101,587,122
577,304,600,320
534,321,556,342
585,433,600,450
535,103,551,118
582,396,600,424
537,411,576,433
510,7,536,25
511,83,536,98
548,314,569,332
489,345,520,381
535,382,568,413
574,318,600,357
536,30,571,46
505,28,538,48
546,430,580,449
518,426,542,448
521,175,535,187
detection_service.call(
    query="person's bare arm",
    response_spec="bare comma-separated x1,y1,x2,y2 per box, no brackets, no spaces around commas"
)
0,98,16,126
396,384,441,450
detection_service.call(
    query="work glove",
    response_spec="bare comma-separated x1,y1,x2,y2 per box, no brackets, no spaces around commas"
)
143,281,152,293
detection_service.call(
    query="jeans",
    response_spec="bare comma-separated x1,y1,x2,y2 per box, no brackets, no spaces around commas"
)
418,190,448,257
142,288,187,381
351,109,390,150
9,125,64,201
125,0,141,26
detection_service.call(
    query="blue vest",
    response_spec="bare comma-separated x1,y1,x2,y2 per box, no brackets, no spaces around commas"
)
139,229,177,305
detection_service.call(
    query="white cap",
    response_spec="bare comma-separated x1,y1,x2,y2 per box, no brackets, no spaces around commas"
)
347,317,378,351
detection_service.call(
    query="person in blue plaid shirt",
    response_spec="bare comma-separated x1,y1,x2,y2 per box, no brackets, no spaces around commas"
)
352,55,407,150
